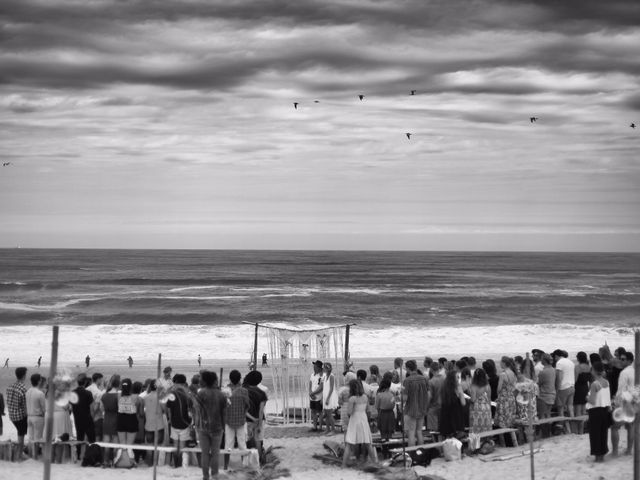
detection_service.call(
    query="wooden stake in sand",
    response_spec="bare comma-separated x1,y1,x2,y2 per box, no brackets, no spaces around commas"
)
634,330,639,480
43,325,59,480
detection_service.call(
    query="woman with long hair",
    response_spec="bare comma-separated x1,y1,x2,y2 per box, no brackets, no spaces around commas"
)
101,374,120,467
342,379,377,467
374,378,396,441
439,371,466,438
586,361,611,462
495,356,517,429
322,362,339,435
469,368,492,434
574,351,591,422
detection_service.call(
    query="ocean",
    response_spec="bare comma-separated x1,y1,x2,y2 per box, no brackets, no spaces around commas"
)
0,249,638,362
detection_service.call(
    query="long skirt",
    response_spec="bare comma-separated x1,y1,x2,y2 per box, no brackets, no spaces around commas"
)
587,407,610,456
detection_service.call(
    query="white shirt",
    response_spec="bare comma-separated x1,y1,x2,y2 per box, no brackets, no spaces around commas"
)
534,361,544,375
309,373,322,401
86,383,104,401
618,365,635,394
556,357,575,390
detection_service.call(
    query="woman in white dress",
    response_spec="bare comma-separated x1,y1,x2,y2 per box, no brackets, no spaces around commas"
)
342,379,378,467
322,362,339,434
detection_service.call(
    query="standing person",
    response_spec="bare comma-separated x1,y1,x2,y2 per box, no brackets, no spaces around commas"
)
72,373,95,458
339,371,357,432
189,375,201,396
393,358,403,379
369,365,381,385
36,357,42,368
192,370,226,480
127,356,133,369
115,378,138,466
439,371,466,439
495,356,517,429
100,374,120,467
197,355,202,368
574,352,592,422
262,353,268,367
427,361,445,433
244,370,268,457
6,367,28,461
25,373,46,457
86,373,105,441
611,351,634,457
402,359,429,447
158,366,174,391
532,349,545,376
342,379,377,467
469,368,492,435
537,354,556,420
553,349,576,427
0,392,5,436
223,370,251,469
142,380,165,465
85,355,90,369
586,361,611,463
321,362,339,435
515,369,539,425
4,358,9,368
165,374,192,468
482,359,499,418
374,379,396,442
309,361,324,432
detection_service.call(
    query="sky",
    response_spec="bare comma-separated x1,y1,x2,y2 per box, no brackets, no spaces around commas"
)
1,0,639,251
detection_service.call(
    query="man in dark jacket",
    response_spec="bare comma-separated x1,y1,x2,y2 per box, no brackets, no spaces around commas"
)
165,374,192,467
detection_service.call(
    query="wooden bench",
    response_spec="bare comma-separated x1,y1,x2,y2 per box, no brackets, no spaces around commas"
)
29,440,88,463
389,428,519,455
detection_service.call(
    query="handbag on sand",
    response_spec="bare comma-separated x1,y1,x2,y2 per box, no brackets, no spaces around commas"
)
442,437,463,461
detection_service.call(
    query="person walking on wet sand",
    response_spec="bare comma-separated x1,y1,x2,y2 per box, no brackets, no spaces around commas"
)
85,355,90,369
127,356,134,368
198,355,202,367
262,353,268,367
36,356,42,368
3,358,9,368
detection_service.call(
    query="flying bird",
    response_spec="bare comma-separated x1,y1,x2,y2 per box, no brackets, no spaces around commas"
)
2,162,10,167
530,117,539,123
631,123,636,129
314,100,320,103
293,102,299,109
358,95,364,101
405,133,412,140
410,90,416,95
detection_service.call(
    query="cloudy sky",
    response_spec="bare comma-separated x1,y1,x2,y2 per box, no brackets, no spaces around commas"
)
1,0,639,251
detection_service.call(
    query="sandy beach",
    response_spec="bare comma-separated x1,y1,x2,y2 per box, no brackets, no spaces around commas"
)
0,425,633,480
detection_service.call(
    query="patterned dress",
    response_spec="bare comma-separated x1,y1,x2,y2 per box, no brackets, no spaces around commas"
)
515,380,539,423
495,372,517,428
470,386,492,433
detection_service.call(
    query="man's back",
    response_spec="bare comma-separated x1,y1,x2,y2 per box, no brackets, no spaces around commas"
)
6,381,27,421
195,387,226,433
25,387,45,416
404,373,429,417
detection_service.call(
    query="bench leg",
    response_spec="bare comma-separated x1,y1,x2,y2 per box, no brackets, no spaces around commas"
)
509,431,518,447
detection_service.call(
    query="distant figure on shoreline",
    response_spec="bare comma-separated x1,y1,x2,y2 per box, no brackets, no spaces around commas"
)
262,353,268,367
198,354,202,367
85,355,90,369
3,358,9,368
127,356,133,368
37,356,42,368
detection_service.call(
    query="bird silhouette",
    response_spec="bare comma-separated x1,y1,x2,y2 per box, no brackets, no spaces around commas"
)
631,123,636,129
405,133,412,140
530,117,539,123
358,95,364,101
314,100,320,103
2,162,10,167
410,90,416,95
293,102,299,109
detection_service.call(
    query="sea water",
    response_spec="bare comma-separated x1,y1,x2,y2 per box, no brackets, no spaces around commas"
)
0,249,638,362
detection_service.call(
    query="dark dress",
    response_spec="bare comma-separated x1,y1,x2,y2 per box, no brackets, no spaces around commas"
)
102,392,119,436
574,370,591,405
439,397,465,437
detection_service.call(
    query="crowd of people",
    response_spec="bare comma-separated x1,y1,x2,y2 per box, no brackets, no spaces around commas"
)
1,365,268,480
309,344,635,466
0,344,634,475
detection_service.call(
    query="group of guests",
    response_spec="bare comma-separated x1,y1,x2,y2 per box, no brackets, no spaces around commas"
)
308,345,635,466
3,365,268,480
